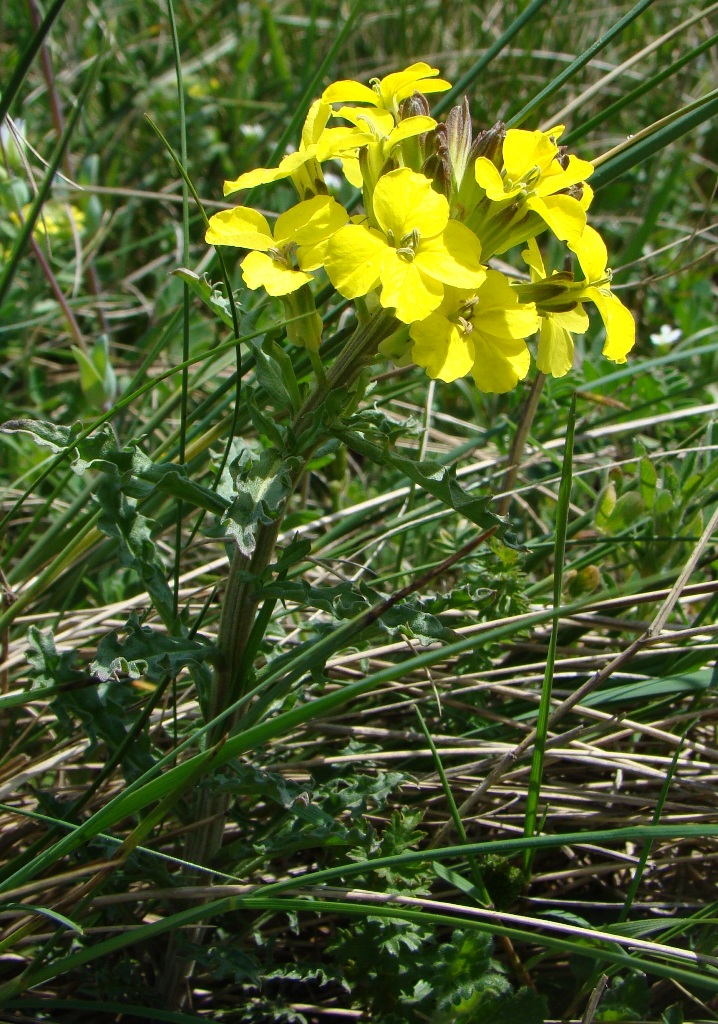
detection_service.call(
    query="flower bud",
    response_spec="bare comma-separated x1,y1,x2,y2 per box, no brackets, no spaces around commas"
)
421,148,452,200
445,97,473,188
398,90,431,120
471,120,506,168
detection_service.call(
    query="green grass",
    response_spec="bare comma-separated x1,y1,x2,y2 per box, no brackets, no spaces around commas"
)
1,0,717,1020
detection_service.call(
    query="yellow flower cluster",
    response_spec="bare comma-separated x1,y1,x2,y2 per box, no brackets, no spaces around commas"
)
206,63,635,392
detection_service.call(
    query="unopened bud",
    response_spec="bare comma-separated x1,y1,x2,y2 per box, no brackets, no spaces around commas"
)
445,97,473,187
398,90,431,120
422,150,452,199
471,120,506,168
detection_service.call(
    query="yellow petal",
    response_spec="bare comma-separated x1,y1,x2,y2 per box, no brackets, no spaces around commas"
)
322,79,378,106
470,334,531,393
415,221,485,288
587,287,635,362
535,153,594,197
336,106,394,135
324,223,387,298
386,115,437,148
481,306,540,340
521,239,546,281
401,76,452,98
274,195,348,247
378,62,450,108
379,255,444,323
301,99,332,147
474,157,516,201
205,207,273,249
503,128,558,182
316,126,364,159
579,181,594,211
569,224,607,283
536,317,574,377
241,250,312,295
555,305,589,333
341,155,364,188
410,315,475,382
223,166,285,194
528,194,586,243
296,237,332,272
373,168,448,240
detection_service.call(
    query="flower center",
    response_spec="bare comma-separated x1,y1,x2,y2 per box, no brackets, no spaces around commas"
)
268,242,296,267
451,297,478,335
389,227,420,262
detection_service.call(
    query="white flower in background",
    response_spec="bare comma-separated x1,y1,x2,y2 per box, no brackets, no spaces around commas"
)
650,324,682,346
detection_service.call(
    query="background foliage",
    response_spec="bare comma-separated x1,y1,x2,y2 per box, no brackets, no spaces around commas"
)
0,0,717,1020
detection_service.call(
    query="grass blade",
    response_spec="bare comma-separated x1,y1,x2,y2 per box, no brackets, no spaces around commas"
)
523,393,576,873
591,87,718,188
507,0,656,128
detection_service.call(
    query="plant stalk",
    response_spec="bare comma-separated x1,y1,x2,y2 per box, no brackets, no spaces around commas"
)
161,307,397,1005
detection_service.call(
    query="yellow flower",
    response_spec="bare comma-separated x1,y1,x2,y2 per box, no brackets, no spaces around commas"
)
323,168,485,324
521,240,589,377
13,202,85,242
409,271,539,392
519,228,635,375
475,125,593,244
223,100,335,199
569,226,635,363
322,62,451,118
320,106,436,189
205,194,348,295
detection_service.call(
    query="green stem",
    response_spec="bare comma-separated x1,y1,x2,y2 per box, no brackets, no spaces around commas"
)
162,308,398,1005
210,306,398,738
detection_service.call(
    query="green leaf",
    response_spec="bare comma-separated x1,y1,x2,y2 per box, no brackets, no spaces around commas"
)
459,986,548,1024
91,614,214,691
2,904,83,935
94,477,176,628
601,491,645,534
594,480,617,530
378,600,458,646
71,336,117,411
639,457,657,510
252,336,301,415
222,448,302,556
27,626,155,781
259,578,370,619
1,418,85,452
172,267,236,328
334,427,504,535
433,862,487,903
211,762,309,810
246,390,285,447
596,973,650,1021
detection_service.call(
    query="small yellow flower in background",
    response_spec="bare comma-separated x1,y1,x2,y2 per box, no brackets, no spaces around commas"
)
13,201,85,242
322,62,451,119
409,271,539,393
205,194,347,295
475,125,593,244
324,168,485,324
